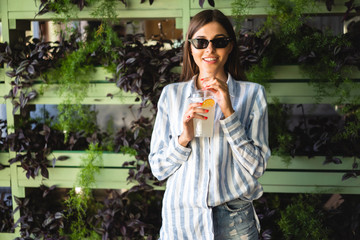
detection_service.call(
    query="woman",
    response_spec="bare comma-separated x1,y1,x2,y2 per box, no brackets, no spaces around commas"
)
149,9,270,240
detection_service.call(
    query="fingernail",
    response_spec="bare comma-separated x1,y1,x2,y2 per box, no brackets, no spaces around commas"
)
187,116,190,119
200,78,204,81
204,117,208,120
205,110,209,113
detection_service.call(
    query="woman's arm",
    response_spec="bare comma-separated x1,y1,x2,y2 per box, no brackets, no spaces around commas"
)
148,86,192,181
219,85,271,179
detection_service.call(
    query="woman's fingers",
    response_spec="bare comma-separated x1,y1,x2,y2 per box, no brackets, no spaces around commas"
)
201,78,228,93
184,103,209,122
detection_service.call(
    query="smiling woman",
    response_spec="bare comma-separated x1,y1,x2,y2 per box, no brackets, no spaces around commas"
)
149,9,270,240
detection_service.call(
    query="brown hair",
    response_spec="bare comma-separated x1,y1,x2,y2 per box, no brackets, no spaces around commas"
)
180,9,246,81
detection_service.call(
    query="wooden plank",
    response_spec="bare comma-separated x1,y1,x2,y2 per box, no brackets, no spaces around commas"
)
7,0,181,12
0,153,10,166
9,9,183,20
190,0,353,15
267,82,360,104
271,65,360,80
268,156,355,171
259,171,360,194
0,168,11,186
8,0,182,20
30,82,140,105
50,151,136,167
17,167,136,189
262,185,360,194
0,68,5,82
0,233,17,240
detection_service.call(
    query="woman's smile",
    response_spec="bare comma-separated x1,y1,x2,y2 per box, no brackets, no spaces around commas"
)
202,56,218,63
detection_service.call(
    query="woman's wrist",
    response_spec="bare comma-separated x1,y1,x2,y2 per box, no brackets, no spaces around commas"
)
223,108,235,119
178,134,191,147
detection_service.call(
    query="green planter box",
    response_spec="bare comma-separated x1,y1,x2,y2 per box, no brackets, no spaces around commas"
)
261,156,360,194
13,151,163,198
2,67,140,105
6,0,182,20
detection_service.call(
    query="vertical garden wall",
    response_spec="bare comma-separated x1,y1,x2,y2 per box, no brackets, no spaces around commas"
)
0,0,360,239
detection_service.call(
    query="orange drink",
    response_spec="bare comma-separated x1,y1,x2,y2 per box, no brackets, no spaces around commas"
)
189,90,216,137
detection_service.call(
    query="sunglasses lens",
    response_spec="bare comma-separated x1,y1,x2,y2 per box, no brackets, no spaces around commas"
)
193,39,209,49
213,38,230,48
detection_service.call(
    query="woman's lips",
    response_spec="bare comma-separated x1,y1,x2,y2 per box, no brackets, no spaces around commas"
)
203,57,217,63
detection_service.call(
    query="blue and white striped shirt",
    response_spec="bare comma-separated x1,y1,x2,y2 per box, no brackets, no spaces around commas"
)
149,74,271,240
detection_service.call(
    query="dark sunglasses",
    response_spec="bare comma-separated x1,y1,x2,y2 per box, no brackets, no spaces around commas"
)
188,37,232,49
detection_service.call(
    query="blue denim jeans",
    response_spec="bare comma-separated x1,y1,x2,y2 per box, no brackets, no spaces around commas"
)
212,198,259,240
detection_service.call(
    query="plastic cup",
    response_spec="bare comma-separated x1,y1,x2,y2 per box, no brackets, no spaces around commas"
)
188,90,216,137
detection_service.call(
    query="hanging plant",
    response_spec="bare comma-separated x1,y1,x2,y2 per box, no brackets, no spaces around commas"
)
0,35,78,115
0,119,7,152
199,0,215,8
231,0,257,29
95,189,163,239
36,0,159,17
278,194,330,239
268,99,294,165
325,0,360,20
62,142,103,239
0,192,13,233
13,185,66,239
44,23,123,140
114,116,163,188
5,110,102,179
112,34,182,110
37,0,215,15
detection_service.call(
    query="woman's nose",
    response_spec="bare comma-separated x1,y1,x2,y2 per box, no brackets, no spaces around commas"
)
205,42,216,53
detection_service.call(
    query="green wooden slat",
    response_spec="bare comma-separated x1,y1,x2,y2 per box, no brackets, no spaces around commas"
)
0,82,7,104
267,82,360,104
30,82,140,105
271,65,360,80
0,152,10,165
51,151,136,167
8,0,182,19
0,68,5,82
17,167,136,189
0,233,17,240
262,185,360,194
268,156,355,171
7,0,181,12
0,168,11,186
190,0,355,15
259,171,360,194
9,10,183,20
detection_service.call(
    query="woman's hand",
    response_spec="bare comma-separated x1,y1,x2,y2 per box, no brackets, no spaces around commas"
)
201,77,234,118
178,102,209,147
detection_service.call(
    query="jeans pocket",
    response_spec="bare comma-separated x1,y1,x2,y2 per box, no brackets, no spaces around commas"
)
224,198,252,212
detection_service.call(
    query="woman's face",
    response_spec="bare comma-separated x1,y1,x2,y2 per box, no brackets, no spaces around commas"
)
190,21,233,77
